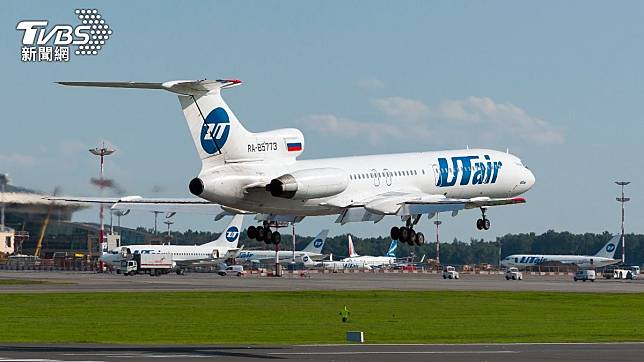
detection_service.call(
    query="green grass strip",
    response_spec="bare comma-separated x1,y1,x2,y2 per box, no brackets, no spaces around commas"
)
0,291,642,344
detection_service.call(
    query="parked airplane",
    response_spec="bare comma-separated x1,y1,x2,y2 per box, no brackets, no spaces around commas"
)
235,229,328,263
100,215,244,274
339,235,398,267
501,235,621,269
303,255,373,271
58,79,535,246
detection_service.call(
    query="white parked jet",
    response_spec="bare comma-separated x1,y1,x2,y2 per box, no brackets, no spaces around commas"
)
235,229,328,263
99,215,244,273
501,235,621,269
340,235,398,267
58,79,535,245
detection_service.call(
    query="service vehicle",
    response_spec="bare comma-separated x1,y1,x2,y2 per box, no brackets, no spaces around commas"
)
612,268,637,280
218,265,245,276
574,269,596,282
505,267,523,280
120,253,173,276
442,266,459,279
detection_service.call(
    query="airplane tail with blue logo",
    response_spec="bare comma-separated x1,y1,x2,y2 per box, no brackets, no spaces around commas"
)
57,79,305,165
301,229,329,254
384,240,397,257
202,214,244,248
594,235,620,259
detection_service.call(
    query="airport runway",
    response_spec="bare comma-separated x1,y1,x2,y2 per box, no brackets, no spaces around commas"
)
0,342,643,361
1,270,644,293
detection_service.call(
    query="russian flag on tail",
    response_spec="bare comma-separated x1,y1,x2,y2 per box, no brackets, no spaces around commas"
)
286,138,302,152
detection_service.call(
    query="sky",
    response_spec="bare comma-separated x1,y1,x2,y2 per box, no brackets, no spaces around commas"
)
2,1,643,242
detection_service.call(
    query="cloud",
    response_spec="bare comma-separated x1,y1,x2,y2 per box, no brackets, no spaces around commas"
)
372,96,429,121
431,97,564,144
0,153,36,168
300,96,563,147
355,77,385,91
300,114,416,144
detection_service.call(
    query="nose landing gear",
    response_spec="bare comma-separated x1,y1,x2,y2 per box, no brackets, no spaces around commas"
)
390,215,425,246
476,208,491,230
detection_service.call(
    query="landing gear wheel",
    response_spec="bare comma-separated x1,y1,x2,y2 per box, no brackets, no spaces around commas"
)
271,231,281,245
247,226,257,239
408,229,416,246
483,218,490,230
415,232,425,246
476,219,484,230
256,226,265,242
399,227,409,243
390,227,400,241
265,230,274,245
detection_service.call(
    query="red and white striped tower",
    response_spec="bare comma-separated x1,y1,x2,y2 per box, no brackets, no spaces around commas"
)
615,181,630,264
89,144,115,267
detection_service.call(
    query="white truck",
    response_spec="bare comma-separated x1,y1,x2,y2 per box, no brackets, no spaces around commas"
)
505,267,523,280
442,266,459,279
120,253,173,276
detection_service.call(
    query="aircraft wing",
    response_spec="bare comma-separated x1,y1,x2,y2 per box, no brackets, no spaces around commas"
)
46,196,252,217
335,191,525,224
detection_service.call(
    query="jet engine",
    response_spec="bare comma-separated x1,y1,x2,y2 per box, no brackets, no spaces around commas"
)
268,168,349,200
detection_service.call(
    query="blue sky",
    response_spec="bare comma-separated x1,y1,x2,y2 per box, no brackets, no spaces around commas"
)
2,1,643,241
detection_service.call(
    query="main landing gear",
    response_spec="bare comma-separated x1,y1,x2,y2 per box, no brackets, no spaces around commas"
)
476,208,491,230
247,222,282,245
390,215,425,246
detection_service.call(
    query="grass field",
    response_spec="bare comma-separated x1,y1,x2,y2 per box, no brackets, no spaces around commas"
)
0,279,56,285
0,291,642,344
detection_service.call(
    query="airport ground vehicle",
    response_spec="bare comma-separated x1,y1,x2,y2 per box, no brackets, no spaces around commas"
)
574,269,596,282
120,253,173,276
442,266,459,279
608,268,637,280
505,267,523,280
218,265,245,276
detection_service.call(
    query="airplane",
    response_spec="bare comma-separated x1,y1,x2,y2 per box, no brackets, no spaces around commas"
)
339,235,398,267
57,79,536,246
99,215,244,274
501,235,621,269
302,254,373,271
235,229,329,264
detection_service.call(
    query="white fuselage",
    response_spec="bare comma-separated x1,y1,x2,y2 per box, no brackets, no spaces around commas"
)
341,256,395,268
100,244,234,268
236,250,324,263
501,255,619,269
197,149,535,216
319,260,373,271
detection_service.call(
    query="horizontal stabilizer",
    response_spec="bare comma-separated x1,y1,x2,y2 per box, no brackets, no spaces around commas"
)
57,79,242,95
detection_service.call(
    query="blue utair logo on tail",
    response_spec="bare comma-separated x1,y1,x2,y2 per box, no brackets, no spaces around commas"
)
313,239,323,248
436,155,502,187
200,107,230,154
225,226,239,242
385,240,397,257
606,243,616,252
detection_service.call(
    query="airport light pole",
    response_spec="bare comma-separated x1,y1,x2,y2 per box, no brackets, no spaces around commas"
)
0,174,9,232
89,144,115,257
615,181,630,264
434,214,442,268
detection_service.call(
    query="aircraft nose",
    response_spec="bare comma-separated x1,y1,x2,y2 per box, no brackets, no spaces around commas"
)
524,168,535,190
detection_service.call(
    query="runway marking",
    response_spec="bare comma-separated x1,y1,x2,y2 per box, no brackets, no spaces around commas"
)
63,353,210,358
297,341,644,347
270,350,518,355
0,358,104,362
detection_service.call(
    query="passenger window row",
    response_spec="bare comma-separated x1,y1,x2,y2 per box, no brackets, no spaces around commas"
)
349,169,423,180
